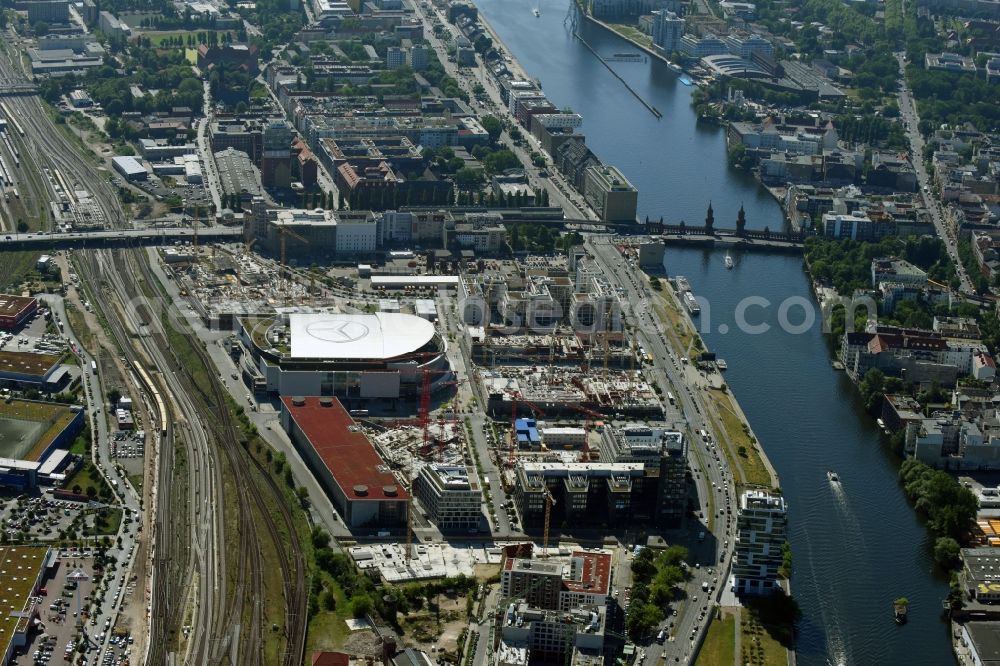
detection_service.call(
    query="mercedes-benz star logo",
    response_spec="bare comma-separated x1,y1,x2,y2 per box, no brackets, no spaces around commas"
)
306,320,370,343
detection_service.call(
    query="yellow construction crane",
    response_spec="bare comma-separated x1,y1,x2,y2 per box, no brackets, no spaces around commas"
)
276,225,309,301
406,494,414,563
236,238,256,285
542,486,556,557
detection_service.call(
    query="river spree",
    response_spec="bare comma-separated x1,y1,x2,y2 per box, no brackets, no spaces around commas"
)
473,1,954,663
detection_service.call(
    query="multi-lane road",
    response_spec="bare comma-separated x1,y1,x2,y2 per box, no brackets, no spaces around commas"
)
588,236,739,664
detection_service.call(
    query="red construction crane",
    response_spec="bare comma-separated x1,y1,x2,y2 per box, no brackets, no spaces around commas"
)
562,403,605,461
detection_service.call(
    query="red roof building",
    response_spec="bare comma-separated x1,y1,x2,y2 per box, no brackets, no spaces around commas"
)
281,396,408,528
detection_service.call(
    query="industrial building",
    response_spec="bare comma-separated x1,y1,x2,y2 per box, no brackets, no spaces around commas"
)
0,399,85,491
215,147,263,201
412,464,483,531
0,351,69,392
280,396,408,528
111,156,148,182
733,489,787,595
0,296,36,330
238,312,451,400
0,547,55,664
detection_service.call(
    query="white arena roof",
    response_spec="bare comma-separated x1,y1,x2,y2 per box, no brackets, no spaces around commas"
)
289,312,435,360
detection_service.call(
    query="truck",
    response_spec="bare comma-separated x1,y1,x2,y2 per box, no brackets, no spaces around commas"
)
90,360,97,374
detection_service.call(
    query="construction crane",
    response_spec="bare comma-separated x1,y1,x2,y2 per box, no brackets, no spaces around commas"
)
542,486,556,557
566,403,604,461
276,224,309,296
236,237,256,285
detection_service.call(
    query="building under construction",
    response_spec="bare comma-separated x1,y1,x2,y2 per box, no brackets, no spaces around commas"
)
479,368,663,419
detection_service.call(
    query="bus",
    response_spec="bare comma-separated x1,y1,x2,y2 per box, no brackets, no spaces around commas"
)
666,392,675,405
90,361,97,373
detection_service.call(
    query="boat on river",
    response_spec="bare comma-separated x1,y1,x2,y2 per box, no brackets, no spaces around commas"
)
827,470,840,483
724,253,734,269
532,7,539,16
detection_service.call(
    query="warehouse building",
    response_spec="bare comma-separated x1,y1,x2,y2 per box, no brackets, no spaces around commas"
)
111,156,148,182
0,351,69,392
413,464,483,532
280,396,408,528
215,147,262,201
0,546,56,664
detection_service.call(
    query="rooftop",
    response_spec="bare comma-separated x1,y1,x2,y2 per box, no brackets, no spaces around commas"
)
0,351,59,378
0,296,35,320
288,312,436,360
0,546,49,657
282,396,408,502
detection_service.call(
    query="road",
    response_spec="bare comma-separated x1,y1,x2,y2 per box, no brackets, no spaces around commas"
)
894,51,973,293
39,292,144,662
587,236,738,664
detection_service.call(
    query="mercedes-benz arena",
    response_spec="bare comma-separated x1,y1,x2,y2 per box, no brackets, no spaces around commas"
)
238,312,452,399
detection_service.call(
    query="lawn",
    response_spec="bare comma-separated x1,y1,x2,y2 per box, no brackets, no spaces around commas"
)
651,283,695,354
65,301,96,353
0,252,44,292
65,460,111,498
94,507,122,535
740,605,789,666
704,389,773,488
607,23,654,49
696,613,736,666
305,576,352,652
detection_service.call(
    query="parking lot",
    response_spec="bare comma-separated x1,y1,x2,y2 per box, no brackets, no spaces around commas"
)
1,495,89,543
10,549,99,666
109,432,144,461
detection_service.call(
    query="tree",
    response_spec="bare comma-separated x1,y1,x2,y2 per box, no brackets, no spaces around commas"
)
454,167,483,189
480,115,503,143
106,389,121,408
934,537,960,568
626,602,663,639
630,557,656,582
349,594,372,618
33,21,49,36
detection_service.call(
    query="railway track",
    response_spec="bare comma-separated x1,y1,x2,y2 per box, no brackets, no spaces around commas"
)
100,248,307,666
0,38,307,665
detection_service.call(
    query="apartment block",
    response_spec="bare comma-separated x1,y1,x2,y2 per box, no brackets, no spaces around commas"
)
413,464,483,531
733,490,787,595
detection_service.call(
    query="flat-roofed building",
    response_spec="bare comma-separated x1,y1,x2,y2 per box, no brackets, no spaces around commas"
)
583,165,637,223
0,295,37,330
413,464,483,531
500,547,612,611
598,424,687,527
280,396,408,527
0,546,54,664
734,489,787,595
